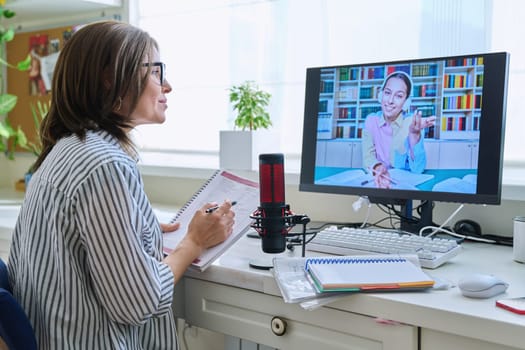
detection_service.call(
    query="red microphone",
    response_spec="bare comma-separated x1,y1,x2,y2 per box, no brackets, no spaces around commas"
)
251,153,293,253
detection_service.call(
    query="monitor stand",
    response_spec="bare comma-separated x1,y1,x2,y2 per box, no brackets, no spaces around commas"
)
369,197,434,234
399,200,434,234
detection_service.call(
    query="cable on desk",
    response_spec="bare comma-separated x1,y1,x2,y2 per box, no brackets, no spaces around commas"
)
420,204,464,237
285,221,365,252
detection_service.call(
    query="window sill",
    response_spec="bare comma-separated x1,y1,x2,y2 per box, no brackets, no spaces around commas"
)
138,150,302,183
501,162,525,201
138,151,221,179
138,151,525,202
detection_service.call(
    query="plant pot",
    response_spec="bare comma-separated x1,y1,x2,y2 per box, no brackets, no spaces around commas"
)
14,179,25,192
219,130,280,170
14,172,33,192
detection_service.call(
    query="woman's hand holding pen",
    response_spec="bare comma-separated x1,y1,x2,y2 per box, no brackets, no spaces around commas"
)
163,200,236,283
187,200,236,251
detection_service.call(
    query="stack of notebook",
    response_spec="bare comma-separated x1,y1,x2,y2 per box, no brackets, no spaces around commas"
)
304,255,434,293
272,254,434,306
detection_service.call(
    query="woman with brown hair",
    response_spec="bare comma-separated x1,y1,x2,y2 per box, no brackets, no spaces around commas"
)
8,20,235,349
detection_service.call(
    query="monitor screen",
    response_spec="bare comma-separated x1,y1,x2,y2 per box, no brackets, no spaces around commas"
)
299,52,509,232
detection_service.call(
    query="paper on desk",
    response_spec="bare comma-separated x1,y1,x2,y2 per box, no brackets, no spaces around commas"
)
315,169,366,186
300,294,348,311
432,174,476,194
272,257,317,303
272,257,347,305
316,168,434,190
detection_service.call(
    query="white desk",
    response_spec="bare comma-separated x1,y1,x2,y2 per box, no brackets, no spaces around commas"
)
2,192,524,349
174,234,525,350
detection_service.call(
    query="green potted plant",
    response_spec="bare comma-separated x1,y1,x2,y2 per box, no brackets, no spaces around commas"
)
24,100,47,158
229,80,272,131
11,99,48,191
220,80,280,170
0,118,27,160
7,99,48,191
0,5,31,159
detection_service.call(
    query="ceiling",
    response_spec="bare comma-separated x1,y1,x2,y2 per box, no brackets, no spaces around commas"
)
4,0,123,27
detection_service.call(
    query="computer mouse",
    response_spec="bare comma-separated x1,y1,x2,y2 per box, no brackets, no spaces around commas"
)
458,273,509,299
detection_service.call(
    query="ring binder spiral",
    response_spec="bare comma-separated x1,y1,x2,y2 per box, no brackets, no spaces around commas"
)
170,170,221,224
305,256,408,271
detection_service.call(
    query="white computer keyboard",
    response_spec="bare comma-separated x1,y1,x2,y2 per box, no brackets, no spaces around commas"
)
306,226,461,269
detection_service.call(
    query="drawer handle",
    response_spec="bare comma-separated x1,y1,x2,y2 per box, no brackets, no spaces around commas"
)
271,316,287,336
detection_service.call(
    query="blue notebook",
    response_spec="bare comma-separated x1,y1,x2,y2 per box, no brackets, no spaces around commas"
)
305,255,434,293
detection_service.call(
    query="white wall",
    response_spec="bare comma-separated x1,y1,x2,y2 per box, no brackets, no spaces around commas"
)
0,155,34,188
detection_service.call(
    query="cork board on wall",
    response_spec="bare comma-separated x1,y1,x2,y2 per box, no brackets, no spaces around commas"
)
5,25,77,150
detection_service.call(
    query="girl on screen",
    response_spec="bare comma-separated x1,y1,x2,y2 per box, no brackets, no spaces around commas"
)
362,71,436,188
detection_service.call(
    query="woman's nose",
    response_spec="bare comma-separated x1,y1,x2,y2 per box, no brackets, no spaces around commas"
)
162,79,172,93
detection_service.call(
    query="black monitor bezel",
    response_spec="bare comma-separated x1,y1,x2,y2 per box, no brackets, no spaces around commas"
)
299,52,509,205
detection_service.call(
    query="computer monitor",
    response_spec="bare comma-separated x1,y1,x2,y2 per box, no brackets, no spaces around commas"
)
299,52,509,233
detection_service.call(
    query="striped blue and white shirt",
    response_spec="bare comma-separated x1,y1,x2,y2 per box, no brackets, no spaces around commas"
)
8,130,178,349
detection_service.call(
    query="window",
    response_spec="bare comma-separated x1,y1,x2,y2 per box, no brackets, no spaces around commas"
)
490,0,525,164
134,0,523,168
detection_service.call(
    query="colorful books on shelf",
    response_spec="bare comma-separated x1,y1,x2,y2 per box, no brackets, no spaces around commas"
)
445,57,483,67
411,104,436,117
413,83,437,97
337,106,357,119
320,80,334,93
442,94,476,110
386,64,410,75
362,66,385,80
441,115,468,132
339,67,359,81
359,85,381,99
360,106,381,118
335,125,357,139
411,63,438,77
476,73,484,87
444,73,467,88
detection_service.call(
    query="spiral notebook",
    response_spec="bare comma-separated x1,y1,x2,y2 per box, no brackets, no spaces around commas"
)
305,256,434,293
162,170,259,271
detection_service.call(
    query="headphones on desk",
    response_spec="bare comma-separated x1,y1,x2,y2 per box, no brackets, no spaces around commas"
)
377,70,413,112
453,219,513,246
454,219,482,236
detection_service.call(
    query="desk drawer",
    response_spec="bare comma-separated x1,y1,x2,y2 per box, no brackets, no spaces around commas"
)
421,329,524,350
184,278,417,350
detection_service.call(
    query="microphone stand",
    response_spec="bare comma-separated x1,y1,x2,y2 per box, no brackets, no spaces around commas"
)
290,214,310,257
249,210,310,269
